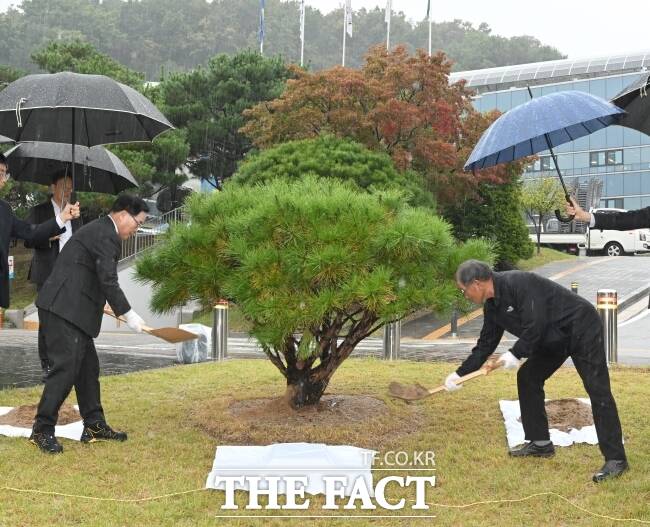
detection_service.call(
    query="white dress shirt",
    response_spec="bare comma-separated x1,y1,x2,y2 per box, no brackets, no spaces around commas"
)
51,199,72,251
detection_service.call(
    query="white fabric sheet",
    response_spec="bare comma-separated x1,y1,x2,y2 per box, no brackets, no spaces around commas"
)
0,406,83,441
499,398,598,448
206,442,376,495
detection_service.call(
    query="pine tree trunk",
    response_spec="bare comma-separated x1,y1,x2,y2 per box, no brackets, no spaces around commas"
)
284,367,331,408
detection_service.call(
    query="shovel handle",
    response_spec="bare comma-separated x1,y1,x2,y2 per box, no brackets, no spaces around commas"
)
103,308,153,333
434,360,503,394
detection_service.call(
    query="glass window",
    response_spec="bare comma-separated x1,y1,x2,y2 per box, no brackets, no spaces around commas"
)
624,197,641,210
641,147,650,165
540,156,553,171
589,78,607,98
641,172,650,193
573,135,589,150
605,77,624,98
623,127,641,147
624,172,641,194
624,148,641,166
480,93,497,112
603,197,624,208
557,154,573,171
589,129,608,150
641,133,650,146
606,150,623,165
540,85,557,96
496,91,512,112
572,80,589,93
642,196,650,207
573,152,590,169
590,151,606,166
510,89,529,108
606,126,624,149
605,174,624,196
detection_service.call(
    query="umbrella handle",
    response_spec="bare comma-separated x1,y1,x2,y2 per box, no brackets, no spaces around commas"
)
555,194,575,223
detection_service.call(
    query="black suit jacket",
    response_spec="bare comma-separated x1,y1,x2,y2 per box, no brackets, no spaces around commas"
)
456,271,598,376
0,199,63,308
594,206,650,231
24,200,83,288
36,216,131,338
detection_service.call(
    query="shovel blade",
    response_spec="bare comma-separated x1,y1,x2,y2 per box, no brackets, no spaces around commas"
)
145,327,198,343
388,381,433,401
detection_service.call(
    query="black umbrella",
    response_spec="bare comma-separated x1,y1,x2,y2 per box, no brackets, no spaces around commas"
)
0,71,173,189
611,72,650,136
5,142,138,194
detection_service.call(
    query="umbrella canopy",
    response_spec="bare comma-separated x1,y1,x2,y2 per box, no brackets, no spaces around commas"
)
5,142,138,194
0,72,173,145
465,91,625,171
611,72,650,136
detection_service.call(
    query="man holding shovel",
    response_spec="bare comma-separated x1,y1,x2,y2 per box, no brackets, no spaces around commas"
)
30,195,148,454
445,260,627,483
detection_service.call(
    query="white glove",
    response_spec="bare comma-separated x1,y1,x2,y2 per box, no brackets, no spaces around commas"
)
123,309,145,333
497,350,521,370
444,372,462,392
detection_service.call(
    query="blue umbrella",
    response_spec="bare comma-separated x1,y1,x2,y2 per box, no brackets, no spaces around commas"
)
464,90,625,222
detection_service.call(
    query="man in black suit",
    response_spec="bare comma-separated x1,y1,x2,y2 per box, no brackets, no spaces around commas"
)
567,197,650,230
25,171,82,378
444,260,627,483
31,194,148,454
0,154,80,310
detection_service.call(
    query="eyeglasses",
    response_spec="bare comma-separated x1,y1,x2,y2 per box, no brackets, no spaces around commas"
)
130,214,145,228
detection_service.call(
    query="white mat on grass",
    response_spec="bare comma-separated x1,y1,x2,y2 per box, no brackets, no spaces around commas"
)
0,406,83,441
499,399,598,448
206,442,376,495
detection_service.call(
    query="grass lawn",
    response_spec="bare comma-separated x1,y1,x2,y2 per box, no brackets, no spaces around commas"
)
0,359,648,526
517,247,577,272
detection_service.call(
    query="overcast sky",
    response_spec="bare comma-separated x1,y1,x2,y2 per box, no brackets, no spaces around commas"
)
0,0,647,60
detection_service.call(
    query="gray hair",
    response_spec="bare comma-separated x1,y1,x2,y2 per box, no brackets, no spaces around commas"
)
455,260,493,286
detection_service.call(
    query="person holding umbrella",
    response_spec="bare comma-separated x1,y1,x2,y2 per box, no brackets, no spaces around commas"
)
444,260,628,483
0,153,80,310
24,170,83,380
566,198,650,230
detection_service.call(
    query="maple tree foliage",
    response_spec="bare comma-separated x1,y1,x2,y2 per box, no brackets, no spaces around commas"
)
241,45,516,206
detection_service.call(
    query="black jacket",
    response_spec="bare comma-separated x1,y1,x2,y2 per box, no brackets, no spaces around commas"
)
24,200,83,288
594,206,650,231
0,199,63,308
36,216,130,338
456,271,599,376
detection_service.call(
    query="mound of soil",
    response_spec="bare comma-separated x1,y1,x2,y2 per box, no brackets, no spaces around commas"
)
191,393,425,449
0,403,80,427
517,398,594,432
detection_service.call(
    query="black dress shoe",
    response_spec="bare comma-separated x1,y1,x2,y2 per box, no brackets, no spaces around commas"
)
509,441,555,458
593,459,628,483
30,430,63,454
81,422,128,443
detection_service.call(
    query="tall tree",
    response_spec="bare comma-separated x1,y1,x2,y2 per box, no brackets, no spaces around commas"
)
443,167,534,267
136,176,493,407
231,135,435,209
520,177,566,254
242,45,512,207
160,50,291,187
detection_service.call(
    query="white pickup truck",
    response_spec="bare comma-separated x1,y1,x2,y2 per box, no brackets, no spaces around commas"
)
529,208,650,256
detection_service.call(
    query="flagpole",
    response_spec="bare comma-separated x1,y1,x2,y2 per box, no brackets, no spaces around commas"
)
259,0,265,55
300,0,305,67
427,0,432,56
386,1,391,50
342,4,347,67
428,18,432,56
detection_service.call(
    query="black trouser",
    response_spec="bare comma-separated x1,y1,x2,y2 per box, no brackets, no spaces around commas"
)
36,284,49,371
34,309,105,434
516,310,626,461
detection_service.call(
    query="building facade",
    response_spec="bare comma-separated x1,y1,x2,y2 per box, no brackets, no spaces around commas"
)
450,52,650,210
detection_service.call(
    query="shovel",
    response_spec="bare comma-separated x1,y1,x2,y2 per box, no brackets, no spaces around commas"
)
389,360,502,402
103,309,198,344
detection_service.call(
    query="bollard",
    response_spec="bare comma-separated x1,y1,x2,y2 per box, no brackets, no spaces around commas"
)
571,282,578,294
450,309,459,337
211,300,229,361
382,320,401,360
596,289,617,364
